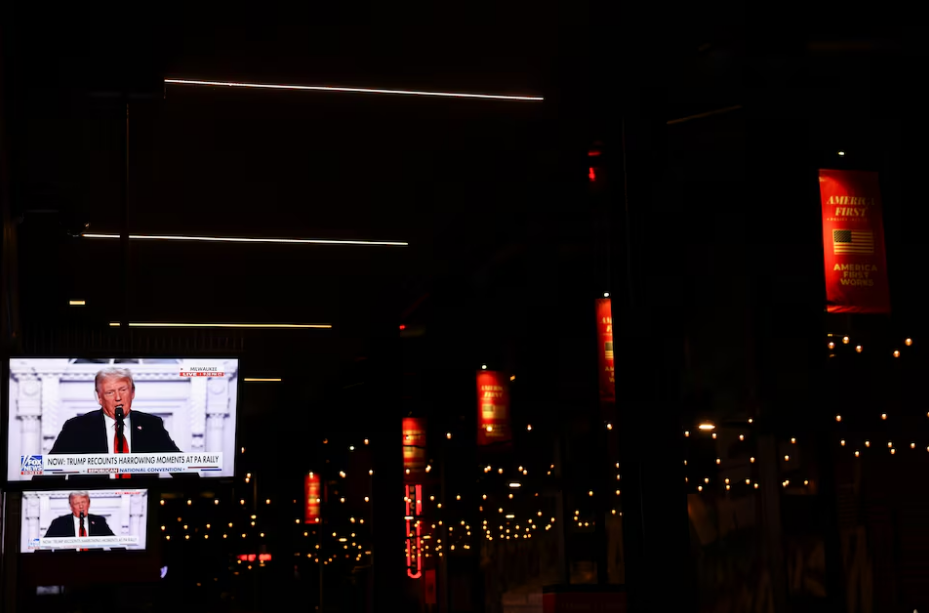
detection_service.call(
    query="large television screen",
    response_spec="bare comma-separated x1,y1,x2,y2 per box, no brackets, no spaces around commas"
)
21,488,149,552
8,358,239,481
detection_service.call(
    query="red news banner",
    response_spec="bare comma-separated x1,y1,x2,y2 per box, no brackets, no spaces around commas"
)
819,169,891,314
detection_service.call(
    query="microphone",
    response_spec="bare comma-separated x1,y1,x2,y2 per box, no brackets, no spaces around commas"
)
114,406,125,453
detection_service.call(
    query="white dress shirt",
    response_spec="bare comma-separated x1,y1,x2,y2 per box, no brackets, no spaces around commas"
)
73,514,90,536
103,412,133,453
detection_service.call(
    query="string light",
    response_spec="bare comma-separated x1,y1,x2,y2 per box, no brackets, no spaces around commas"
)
856,345,863,353
790,438,796,444
843,336,850,344
836,415,842,422
893,350,901,358
882,414,888,420
840,440,846,446
828,342,835,349
906,338,913,346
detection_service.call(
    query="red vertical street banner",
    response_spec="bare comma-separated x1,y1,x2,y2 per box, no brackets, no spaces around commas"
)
402,418,427,482
819,169,891,313
304,472,321,524
596,298,615,402
424,569,437,604
477,371,512,446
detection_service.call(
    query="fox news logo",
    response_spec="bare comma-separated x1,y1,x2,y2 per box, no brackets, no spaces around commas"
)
21,455,43,475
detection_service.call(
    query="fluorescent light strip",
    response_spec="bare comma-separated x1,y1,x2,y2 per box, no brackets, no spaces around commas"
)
110,322,330,329
164,79,544,102
244,378,282,382
69,300,86,306
82,233,407,247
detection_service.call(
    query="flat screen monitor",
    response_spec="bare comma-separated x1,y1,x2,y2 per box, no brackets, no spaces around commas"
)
21,488,149,552
8,358,239,481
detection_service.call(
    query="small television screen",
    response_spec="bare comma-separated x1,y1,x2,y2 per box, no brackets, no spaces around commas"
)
8,358,239,481
21,488,149,552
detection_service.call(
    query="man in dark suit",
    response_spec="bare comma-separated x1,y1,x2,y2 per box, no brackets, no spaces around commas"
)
43,490,115,538
49,367,181,455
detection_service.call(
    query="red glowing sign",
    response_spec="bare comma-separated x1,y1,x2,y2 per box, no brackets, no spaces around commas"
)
405,483,423,578
403,418,427,482
237,554,272,562
305,472,321,524
596,298,614,402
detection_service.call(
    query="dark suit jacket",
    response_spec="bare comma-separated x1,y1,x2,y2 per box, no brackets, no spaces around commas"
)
44,513,115,537
49,409,180,454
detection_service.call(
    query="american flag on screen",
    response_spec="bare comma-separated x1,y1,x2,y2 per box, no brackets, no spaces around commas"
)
833,230,874,255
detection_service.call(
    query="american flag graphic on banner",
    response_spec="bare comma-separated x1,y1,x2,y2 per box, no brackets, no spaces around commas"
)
833,229,874,255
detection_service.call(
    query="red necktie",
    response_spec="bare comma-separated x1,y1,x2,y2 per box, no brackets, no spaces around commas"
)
115,425,131,479
79,517,87,551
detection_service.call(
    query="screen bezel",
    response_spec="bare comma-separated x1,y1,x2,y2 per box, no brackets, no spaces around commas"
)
18,487,152,555
3,355,241,488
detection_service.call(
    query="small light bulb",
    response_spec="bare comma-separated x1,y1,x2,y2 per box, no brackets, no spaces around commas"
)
856,345,863,353
894,350,901,358
828,341,835,349
739,434,745,441
784,455,790,461
836,415,842,422
911,443,916,449
882,413,888,420
906,338,913,346
865,440,870,447
840,440,846,446
855,450,860,457
843,336,849,344
750,457,755,463
838,151,845,156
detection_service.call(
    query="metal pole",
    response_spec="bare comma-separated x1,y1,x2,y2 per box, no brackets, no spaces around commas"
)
438,444,450,613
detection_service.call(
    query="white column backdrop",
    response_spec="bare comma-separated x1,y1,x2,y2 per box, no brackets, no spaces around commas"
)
20,490,149,552
8,359,238,480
